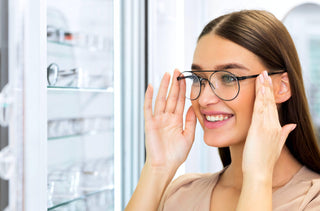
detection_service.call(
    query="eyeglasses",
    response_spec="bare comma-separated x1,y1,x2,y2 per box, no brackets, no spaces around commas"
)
177,70,286,101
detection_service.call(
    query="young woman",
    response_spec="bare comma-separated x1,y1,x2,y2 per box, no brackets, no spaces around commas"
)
125,10,320,210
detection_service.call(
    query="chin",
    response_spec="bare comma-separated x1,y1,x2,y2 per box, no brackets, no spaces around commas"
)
203,135,230,147
203,132,240,148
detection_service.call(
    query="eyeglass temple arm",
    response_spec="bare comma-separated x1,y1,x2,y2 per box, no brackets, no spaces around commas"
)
177,75,195,80
236,70,286,81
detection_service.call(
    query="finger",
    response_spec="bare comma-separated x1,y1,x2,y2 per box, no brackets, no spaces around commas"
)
263,71,276,105
175,74,186,116
251,73,267,123
165,69,181,113
262,71,281,123
279,123,297,146
144,84,154,122
252,71,277,124
154,73,171,115
183,106,197,144
256,72,265,96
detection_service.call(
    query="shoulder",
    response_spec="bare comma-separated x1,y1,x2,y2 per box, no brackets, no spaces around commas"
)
299,166,320,181
158,171,221,211
164,172,216,197
299,167,320,210
274,166,320,211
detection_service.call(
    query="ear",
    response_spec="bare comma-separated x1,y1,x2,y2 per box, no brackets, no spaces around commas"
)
273,72,291,103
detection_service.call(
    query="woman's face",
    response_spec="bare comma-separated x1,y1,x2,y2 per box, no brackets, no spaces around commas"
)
191,34,268,147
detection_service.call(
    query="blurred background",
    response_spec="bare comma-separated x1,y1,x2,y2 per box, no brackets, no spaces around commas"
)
0,0,319,210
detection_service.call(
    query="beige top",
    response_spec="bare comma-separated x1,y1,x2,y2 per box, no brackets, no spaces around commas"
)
159,166,320,211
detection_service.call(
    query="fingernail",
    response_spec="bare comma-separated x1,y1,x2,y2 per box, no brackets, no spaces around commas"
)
291,124,297,131
263,71,268,80
259,74,264,83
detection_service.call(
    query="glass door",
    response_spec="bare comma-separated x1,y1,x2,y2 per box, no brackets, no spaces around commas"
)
0,0,30,210
0,0,10,209
46,0,115,210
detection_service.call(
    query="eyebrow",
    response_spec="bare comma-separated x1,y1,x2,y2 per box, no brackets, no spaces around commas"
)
191,63,249,71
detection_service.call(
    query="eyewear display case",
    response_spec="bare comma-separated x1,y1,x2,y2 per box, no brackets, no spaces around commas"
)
0,0,146,210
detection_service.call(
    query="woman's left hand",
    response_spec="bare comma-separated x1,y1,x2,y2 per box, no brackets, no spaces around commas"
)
242,70,296,179
237,71,296,211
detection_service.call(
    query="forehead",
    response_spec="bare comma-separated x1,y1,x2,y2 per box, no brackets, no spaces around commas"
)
193,34,265,71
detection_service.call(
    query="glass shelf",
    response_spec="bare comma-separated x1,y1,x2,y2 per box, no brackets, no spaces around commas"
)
48,129,113,141
48,187,114,210
47,40,111,53
47,86,114,93
48,40,74,47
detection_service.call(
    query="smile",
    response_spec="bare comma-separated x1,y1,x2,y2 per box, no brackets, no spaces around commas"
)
205,114,233,122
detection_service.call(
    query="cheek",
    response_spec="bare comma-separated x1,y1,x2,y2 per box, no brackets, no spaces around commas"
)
191,101,203,126
234,84,256,131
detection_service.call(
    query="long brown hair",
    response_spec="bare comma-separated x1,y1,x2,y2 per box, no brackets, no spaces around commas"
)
198,10,320,173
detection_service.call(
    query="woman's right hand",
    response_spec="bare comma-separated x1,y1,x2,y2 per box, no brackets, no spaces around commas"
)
144,69,197,172
125,70,197,211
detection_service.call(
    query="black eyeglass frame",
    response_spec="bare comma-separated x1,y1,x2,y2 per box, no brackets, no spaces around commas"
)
177,70,286,101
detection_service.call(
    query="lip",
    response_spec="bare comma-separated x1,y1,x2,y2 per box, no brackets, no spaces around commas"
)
201,110,234,129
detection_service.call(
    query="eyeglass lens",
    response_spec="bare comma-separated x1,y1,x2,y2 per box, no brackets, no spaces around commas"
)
179,71,240,101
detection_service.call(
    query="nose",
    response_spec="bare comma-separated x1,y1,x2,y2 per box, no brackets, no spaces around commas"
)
197,82,221,106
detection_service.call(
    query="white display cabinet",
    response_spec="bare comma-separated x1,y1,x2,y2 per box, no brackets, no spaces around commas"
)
0,0,147,210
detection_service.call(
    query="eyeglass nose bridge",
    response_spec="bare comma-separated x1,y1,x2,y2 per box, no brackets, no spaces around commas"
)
198,77,219,99
198,76,239,101
199,77,215,89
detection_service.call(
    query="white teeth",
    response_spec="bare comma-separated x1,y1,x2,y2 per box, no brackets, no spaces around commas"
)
206,115,230,122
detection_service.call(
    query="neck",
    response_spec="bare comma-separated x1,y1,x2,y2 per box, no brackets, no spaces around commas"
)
219,143,302,191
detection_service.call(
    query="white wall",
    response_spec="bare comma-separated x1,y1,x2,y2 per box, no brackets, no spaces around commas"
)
205,0,320,20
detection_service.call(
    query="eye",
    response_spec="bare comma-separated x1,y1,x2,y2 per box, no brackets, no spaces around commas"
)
220,74,237,84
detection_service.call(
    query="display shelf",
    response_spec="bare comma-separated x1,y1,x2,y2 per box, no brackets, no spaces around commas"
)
47,86,114,93
48,129,113,141
47,187,114,210
47,40,112,53
48,40,74,48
